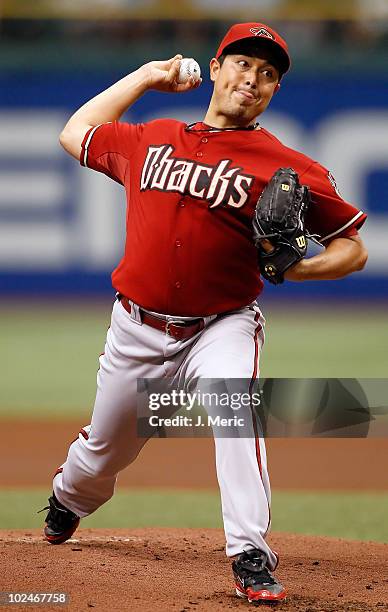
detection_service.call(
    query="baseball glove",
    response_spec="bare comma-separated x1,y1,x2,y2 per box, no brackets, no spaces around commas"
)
252,167,311,285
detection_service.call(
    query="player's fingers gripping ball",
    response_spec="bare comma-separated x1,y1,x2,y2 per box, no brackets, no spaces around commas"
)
177,58,201,84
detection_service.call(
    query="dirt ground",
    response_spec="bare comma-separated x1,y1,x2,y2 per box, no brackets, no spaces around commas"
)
1,528,388,611
1,420,387,490
1,420,388,611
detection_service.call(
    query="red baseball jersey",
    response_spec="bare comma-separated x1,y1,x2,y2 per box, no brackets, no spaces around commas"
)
81,119,367,316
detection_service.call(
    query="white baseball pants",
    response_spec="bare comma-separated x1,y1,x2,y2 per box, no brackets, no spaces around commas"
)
53,298,278,569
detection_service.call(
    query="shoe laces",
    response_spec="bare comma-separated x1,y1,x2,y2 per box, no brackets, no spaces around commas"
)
37,496,77,525
237,550,276,586
37,496,63,515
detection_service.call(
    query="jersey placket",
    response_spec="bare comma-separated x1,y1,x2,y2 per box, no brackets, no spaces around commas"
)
167,136,209,313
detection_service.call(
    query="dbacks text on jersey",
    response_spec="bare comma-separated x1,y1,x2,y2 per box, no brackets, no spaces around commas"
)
140,144,255,208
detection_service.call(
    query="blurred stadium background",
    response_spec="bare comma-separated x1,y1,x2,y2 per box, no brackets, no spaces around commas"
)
0,0,387,539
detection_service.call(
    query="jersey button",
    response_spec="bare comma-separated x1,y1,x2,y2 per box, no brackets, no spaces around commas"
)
175,281,181,289
175,240,182,247
180,202,185,208
201,137,208,144
196,151,203,157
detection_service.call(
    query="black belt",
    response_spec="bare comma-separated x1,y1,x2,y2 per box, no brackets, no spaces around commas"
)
117,295,205,340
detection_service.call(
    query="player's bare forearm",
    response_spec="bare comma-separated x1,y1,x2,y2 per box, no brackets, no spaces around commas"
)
284,235,368,281
59,55,201,160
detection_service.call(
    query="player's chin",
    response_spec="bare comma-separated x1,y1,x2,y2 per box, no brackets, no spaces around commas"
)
231,98,263,120
232,106,260,124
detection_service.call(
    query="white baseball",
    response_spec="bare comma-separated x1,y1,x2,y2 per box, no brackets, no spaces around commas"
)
177,58,201,84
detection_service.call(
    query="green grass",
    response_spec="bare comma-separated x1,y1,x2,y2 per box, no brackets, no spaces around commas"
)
0,302,387,418
0,304,109,417
260,304,388,379
2,488,388,543
272,490,388,542
1,489,222,530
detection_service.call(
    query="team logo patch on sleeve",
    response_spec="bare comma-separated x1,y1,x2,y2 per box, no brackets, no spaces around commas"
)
327,171,343,198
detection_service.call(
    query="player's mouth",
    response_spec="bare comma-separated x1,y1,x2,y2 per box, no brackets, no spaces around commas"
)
234,89,258,104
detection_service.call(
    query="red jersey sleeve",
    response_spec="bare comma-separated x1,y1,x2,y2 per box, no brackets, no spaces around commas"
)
80,121,144,185
300,162,367,243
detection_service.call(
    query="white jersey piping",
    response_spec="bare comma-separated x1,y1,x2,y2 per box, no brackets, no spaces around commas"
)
320,210,364,242
82,124,103,167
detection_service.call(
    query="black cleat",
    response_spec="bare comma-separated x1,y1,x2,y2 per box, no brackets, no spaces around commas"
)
39,494,80,545
232,549,286,604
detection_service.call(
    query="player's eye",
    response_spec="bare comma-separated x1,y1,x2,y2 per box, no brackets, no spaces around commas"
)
238,60,249,68
263,69,273,78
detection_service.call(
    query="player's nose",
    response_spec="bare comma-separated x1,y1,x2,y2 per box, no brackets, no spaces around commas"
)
242,80,258,97
243,73,258,90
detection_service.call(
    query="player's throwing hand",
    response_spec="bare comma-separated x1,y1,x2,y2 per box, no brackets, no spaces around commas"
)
144,54,202,93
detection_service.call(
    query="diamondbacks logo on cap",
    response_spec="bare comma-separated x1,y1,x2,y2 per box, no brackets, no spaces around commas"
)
250,27,275,40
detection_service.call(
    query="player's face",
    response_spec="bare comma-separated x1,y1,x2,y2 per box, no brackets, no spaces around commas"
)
209,52,280,126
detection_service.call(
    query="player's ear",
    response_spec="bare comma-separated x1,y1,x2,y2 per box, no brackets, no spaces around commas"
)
209,57,220,82
274,83,281,93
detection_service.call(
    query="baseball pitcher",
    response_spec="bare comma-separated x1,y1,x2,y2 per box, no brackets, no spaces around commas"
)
40,22,367,604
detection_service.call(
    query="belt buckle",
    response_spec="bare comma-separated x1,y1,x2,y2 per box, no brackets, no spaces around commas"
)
165,319,186,336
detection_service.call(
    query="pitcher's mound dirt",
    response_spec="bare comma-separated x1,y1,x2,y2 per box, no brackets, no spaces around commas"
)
1,528,387,612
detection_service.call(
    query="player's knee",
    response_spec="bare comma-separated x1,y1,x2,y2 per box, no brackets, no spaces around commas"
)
70,438,139,478
92,448,139,477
